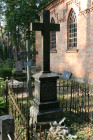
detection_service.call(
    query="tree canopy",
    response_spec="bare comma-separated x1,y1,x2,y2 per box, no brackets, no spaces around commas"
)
0,0,52,60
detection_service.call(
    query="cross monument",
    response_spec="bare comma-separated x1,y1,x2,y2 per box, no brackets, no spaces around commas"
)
30,10,60,73
30,10,62,124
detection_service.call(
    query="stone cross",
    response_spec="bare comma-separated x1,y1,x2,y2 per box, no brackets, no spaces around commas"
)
30,10,60,73
20,41,38,97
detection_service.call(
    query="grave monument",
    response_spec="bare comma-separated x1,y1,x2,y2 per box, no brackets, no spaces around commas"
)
20,33,38,97
30,10,62,123
0,115,14,140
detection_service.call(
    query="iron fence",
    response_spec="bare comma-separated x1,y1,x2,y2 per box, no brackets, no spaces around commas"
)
7,77,93,139
8,80,32,140
57,78,92,123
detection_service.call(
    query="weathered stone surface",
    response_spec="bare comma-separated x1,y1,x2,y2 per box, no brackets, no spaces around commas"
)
33,72,58,102
61,71,72,80
8,79,27,88
8,79,27,94
33,71,59,80
48,118,77,139
0,115,14,140
15,61,23,71
30,72,62,123
33,99,60,112
30,106,62,124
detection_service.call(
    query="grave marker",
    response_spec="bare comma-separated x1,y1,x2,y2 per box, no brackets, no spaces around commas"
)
0,115,14,140
30,10,60,73
30,10,62,124
62,71,72,80
20,40,38,97
15,61,23,71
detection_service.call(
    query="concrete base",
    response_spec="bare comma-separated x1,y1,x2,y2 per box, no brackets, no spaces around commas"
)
30,105,62,124
33,99,60,112
30,72,62,124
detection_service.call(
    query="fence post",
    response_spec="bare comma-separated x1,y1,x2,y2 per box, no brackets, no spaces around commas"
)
0,115,14,140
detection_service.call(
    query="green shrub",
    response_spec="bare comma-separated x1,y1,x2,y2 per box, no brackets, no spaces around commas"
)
3,59,14,69
0,68,12,80
0,79,7,116
0,62,3,68
12,68,17,74
0,96,6,116
0,59,14,79
0,77,8,94
0,97,6,109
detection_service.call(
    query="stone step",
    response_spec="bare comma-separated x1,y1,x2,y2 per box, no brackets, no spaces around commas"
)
33,99,60,112
37,108,62,122
30,106,62,123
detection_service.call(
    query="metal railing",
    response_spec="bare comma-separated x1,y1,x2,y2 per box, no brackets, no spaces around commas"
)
57,78,92,123
7,77,93,139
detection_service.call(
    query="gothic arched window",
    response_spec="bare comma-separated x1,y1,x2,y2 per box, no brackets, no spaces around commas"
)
68,10,77,48
50,18,56,50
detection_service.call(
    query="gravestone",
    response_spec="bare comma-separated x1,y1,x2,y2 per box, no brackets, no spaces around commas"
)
30,10,62,124
15,60,26,75
62,71,72,80
20,42,38,97
8,79,27,93
0,115,14,140
23,60,35,68
15,61,23,71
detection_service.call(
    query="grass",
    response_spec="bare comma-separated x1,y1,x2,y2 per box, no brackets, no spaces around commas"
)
62,112,93,140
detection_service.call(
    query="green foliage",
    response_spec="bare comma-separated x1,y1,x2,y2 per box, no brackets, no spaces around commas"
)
3,45,8,60
3,59,14,69
0,68,12,80
1,0,39,53
0,96,6,116
0,62,3,68
0,40,3,59
0,79,6,92
0,78,7,116
38,0,53,10
0,59,14,79
0,97,6,109
0,0,53,60
77,132,87,140
12,67,17,74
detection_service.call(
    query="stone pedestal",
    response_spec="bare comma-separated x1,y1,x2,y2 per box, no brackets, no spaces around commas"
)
30,72,62,124
0,115,14,140
8,79,27,93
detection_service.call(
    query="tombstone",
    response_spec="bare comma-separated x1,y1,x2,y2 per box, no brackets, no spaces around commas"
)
8,79,27,93
0,115,14,140
23,60,35,68
61,71,72,80
15,61,23,71
20,42,38,97
30,10,62,124
15,61,26,75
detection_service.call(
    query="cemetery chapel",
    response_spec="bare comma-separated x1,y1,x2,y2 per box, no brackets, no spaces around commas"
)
36,0,93,84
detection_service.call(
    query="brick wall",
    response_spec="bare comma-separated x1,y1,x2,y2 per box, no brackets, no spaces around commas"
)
36,0,93,84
